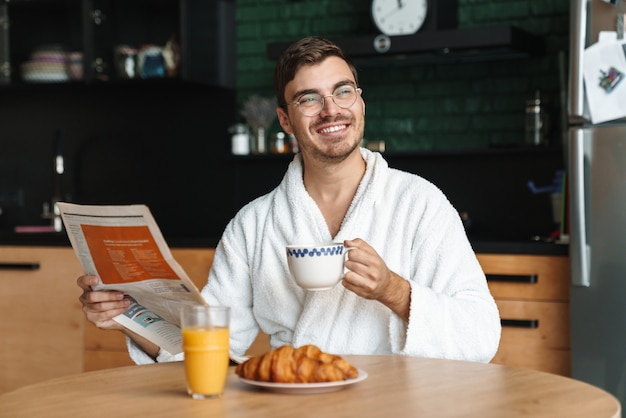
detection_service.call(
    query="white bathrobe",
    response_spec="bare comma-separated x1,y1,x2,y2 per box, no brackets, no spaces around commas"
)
129,148,501,364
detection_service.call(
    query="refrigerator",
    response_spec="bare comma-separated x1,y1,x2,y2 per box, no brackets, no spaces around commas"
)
568,0,626,405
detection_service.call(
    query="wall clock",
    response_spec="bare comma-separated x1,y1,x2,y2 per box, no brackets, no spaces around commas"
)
371,0,428,36
371,0,458,36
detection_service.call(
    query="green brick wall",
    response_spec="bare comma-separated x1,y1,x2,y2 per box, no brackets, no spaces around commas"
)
235,0,569,151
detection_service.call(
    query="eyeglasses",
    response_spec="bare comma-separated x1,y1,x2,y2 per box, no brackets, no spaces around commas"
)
287,84,362,117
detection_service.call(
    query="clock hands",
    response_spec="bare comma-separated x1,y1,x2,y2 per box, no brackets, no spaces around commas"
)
381,0,405,21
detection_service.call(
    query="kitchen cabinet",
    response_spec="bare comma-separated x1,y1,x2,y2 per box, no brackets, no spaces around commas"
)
479,253,571,376
0,0,237,237
0,0,234,87
0,246,84,394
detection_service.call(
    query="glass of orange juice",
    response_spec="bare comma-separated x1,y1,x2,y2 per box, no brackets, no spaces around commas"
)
180,305,230,399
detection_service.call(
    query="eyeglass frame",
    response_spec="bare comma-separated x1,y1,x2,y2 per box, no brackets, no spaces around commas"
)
284,84,363,117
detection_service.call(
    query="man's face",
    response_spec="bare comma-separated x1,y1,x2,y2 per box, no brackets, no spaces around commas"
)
276,56,365,164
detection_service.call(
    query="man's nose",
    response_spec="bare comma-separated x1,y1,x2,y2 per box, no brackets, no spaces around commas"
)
319,94,340,115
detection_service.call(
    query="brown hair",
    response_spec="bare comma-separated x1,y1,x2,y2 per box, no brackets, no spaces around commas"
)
273,36,359,108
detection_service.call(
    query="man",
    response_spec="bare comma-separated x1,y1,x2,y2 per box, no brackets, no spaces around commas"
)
78,36,501,364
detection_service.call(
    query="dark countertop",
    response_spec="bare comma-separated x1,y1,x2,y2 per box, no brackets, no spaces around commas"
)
0,232,568,256
471,240,568,256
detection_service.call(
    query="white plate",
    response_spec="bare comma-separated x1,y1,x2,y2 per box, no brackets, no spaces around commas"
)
238,369,368,394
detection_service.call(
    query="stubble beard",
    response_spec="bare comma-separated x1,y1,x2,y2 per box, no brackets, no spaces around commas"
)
299,117,364,165
314,140,360,165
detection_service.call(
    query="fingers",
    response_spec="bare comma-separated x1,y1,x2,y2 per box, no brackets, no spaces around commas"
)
344,238,379,259
344,239,379,268
343,238,390,298
77,275,98,290
80,288,127,307
80,293,130,330
77,275,125,304
77,275,129,330
344,238,364,249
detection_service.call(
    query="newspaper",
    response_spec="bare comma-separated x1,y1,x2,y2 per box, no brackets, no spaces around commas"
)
57,202,207,355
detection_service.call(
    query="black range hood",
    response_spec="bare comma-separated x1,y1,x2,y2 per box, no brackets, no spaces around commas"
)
267,26,545,65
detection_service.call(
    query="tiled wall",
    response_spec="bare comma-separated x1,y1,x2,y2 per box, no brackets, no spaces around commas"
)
235,0,569,151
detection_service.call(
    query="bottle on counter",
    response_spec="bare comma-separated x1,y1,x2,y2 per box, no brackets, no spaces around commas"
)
525,90,548,146
229,123,250,155
272,132,287,153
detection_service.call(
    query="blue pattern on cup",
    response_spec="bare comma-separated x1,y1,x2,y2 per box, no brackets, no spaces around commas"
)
287,245,343,258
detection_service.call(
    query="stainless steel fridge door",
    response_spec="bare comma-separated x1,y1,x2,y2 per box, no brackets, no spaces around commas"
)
569,123,626,403
568,0,626,123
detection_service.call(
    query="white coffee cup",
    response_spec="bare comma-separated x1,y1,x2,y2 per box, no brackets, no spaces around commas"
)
286,243,353,291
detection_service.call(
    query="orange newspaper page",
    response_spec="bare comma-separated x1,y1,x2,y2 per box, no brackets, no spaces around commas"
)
81,224,180,285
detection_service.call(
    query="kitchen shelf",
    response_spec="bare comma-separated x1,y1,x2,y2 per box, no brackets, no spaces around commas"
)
0,0,235,87
267,25,545,65
231,144,563,160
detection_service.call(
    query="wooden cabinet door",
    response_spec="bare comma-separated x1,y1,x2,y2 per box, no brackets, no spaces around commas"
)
478,254,570,301
491,299,571,376
477,253,571,376
0,246,84,394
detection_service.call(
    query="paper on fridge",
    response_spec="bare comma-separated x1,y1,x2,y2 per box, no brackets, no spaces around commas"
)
57,202,207,355
583,32,626,124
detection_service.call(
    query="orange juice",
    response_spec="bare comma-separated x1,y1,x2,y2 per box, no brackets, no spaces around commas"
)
182,326,230,398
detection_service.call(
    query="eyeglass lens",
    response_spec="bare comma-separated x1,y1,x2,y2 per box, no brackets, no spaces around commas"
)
296,85,359,116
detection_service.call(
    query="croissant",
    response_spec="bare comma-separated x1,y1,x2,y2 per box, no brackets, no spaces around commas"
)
235,344,359,383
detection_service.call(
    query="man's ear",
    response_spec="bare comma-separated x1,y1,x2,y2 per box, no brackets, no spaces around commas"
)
277,107,293,135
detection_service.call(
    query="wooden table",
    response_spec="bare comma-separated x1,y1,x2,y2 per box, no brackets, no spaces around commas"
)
0,355,620,418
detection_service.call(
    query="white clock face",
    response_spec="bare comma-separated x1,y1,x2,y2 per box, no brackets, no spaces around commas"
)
371,0,428,36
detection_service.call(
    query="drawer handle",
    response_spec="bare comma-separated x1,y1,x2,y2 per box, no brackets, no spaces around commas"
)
486,274,538,284
0,262,41,270
501,319,539,328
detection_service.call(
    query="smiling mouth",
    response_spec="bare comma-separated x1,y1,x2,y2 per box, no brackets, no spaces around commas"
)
318,124,348,134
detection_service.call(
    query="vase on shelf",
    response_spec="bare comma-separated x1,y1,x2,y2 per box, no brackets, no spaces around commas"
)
241,95,276,155
252,126,267,154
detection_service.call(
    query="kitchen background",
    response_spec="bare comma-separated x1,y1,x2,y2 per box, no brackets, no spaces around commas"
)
0,0,568,244
236,0,569,150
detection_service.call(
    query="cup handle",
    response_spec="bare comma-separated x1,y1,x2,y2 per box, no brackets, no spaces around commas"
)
343,247,355,271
